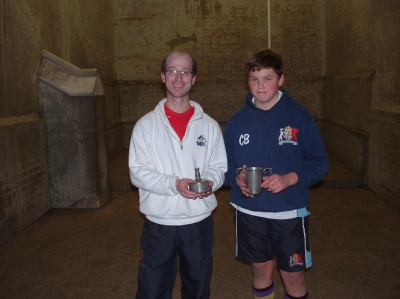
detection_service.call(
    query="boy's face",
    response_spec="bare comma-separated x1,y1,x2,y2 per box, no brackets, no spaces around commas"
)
248,67,284,110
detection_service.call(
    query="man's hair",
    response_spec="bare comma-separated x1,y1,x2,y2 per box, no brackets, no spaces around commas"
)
161,50,197,76
245,49,283,77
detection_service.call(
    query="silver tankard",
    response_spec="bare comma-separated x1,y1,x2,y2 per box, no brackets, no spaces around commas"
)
236,167,272,195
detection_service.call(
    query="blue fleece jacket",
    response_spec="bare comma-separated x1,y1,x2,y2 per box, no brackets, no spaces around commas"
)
223,91,329,213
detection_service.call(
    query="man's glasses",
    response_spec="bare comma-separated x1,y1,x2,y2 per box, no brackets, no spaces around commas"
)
166,69,192,77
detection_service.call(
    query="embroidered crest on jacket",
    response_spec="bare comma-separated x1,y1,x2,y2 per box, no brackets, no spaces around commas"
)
278,125,299,145
196,135,207,147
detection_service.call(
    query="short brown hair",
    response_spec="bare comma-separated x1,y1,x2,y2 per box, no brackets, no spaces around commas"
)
245,49,283,77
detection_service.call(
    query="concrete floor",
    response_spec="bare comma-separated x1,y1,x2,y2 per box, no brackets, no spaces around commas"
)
0,150,399,298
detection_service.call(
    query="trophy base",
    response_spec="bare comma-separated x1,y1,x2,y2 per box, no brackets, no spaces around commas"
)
189,181,211,193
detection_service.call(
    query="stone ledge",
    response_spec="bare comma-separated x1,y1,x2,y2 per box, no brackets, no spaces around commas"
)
371,103,400,114
0,114,42,127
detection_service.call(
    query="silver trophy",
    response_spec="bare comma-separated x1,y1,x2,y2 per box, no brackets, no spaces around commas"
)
236,167,272,195
189,168,211,193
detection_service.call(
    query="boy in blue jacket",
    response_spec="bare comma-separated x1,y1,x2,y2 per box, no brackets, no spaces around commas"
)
223,49,328,299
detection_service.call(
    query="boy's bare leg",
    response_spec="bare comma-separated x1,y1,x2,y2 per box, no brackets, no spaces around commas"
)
280,270,307,297
251,260,275,288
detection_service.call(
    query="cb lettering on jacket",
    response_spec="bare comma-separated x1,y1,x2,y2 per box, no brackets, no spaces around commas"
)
239,134,250,146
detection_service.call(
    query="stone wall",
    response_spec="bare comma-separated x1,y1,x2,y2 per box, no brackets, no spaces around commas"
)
0,1,115,244
114,0,326,138
0,116,50,244
324,0,400,207
104,82,124,157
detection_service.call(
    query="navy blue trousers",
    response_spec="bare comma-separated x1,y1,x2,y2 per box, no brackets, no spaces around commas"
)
135,216,214,299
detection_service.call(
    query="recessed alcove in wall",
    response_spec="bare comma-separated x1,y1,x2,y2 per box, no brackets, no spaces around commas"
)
322,70,374,181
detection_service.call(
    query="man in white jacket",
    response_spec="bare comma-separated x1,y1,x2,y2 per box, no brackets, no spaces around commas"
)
129,50,227,299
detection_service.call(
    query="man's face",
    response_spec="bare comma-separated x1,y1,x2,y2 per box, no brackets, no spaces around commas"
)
161,53,196,101
248,67,284,110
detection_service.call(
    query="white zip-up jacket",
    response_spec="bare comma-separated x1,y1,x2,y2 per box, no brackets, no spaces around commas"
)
129,98,227,226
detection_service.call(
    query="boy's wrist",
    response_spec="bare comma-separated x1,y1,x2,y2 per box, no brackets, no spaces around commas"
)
286,172,298,186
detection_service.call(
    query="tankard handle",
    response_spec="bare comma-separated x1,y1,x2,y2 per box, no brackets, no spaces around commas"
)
236,167,246,184
236,167,245,176
263,168,273,176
